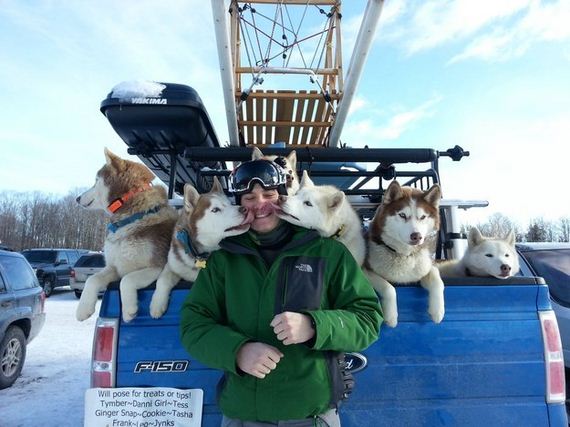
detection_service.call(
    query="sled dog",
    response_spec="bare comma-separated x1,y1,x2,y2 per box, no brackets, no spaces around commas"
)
365,180,443,327
276,170,366,265
251,146,299,195
149,177,253,318
76,148,178,322
437,227,519,278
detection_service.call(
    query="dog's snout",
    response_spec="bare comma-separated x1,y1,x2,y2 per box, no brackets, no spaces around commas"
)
500,264,511,274
75,196,81,204
238,206,247,214
278,195,288,203
410,232,422,243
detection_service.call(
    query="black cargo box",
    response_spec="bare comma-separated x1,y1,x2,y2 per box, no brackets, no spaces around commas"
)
100,82,222,195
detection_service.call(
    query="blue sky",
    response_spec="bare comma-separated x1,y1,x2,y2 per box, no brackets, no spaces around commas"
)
1,0,569,227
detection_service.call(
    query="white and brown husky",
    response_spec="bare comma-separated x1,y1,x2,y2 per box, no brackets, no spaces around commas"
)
437,227,519,278
251,146,299,195
149,177,253,318
276,170,366,265
365,180,443,327
76,148,178,322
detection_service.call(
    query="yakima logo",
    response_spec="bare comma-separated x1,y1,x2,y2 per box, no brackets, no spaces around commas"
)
134,360,189,373
130,97,167,105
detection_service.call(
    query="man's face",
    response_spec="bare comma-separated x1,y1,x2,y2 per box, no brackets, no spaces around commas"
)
240,184,280,233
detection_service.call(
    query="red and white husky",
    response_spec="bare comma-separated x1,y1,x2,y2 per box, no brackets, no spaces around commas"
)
364,180,443,327
75,148,178,322
150,177,253,318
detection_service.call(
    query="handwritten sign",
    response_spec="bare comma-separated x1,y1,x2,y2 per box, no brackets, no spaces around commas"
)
84,387,203,427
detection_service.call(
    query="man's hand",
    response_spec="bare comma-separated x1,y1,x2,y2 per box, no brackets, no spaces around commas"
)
271,312,315,345
236,342,284,379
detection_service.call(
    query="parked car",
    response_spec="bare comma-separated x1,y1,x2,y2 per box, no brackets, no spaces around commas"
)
70,252,105,299
517,242,570,367
0,249,46,389
21,248,89,297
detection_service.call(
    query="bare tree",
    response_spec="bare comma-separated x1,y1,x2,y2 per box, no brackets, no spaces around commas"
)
559,217,570,243
475,212,522,241
525,217,551,242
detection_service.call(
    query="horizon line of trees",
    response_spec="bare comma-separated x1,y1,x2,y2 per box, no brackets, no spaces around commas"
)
0,190,568,252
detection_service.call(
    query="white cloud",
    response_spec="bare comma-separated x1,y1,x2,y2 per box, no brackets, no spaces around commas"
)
343,95,442,144
449,0,570,63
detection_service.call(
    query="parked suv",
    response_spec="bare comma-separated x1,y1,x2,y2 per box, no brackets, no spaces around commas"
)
0,250,46,389
70,252,105,299
21,248,89,297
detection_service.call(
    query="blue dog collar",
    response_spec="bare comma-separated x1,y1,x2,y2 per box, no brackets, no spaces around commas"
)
107,205,162,234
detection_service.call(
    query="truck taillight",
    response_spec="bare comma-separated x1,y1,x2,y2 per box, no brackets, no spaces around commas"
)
70,269,75,278
91,318,118,388
39,291,46,313
539,310,566,403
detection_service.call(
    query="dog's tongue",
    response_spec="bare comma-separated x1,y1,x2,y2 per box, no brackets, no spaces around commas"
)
255,203,275,217
241,209,256,225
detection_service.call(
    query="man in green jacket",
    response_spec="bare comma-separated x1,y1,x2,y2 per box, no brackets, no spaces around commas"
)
180,158,382,426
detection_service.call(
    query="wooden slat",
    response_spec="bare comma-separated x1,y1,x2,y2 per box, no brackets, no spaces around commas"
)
241,91,340,100
255,97,264,145
238,120,332,127
265,90,275,145
291,92,308,144
274,91,295,143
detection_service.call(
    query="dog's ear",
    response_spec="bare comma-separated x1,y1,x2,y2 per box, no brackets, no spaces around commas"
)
209,176,223,194
251,146,263,160
328,191,344,211
286,150,297,169
104,147,124,170
423,184,441,208
382,181,403,205
505,229,516,246
300,170,315,188
468,227,484,247
183,184,200,213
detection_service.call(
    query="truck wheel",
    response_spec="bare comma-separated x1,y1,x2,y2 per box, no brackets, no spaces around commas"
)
74,290,82,299
0,326,27,389
42,277,55,297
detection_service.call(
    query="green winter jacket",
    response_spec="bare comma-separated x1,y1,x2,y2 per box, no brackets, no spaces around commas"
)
180,225,382,422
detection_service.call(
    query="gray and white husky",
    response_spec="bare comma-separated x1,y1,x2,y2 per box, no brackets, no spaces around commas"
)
275,170,366,265
364,180,443,327
437,227,519,279
76,148,178,322
251,146,299,195
149,177,253,318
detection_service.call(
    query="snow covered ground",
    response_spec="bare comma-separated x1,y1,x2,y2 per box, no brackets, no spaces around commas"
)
3,288,100,427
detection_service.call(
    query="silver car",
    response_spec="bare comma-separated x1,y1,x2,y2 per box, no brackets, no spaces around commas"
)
517,243,570,368
70,252,105,299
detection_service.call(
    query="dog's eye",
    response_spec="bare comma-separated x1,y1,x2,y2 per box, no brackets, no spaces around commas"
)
419,215,426,220
211,207,221,213
485,254,493,257
505,253,510,257
304,201,313,207
399,213,406,219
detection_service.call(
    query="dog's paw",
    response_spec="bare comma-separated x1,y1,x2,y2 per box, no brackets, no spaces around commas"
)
429,305,445,324
76,301,95,321
149,294,168,319
121,305,139,323
383,315,398,328
382,306,399,328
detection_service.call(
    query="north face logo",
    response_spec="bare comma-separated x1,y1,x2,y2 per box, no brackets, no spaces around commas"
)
294,263,313,273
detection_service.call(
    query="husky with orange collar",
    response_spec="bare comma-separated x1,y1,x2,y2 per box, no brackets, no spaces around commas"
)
149,177,253,318
75,148,177,322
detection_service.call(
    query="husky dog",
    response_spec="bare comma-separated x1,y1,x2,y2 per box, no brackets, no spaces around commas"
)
76,148,178,322
276,170,366,265
437,227,519,278
149,177,253,318
251,146,299,195
365,180,443,327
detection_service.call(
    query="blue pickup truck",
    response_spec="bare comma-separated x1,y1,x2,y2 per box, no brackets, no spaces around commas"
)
87,83,568,426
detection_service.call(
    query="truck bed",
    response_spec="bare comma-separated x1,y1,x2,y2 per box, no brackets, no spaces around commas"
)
98,277,567,427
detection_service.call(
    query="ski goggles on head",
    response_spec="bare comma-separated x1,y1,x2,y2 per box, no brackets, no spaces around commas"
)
228,159,287,194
